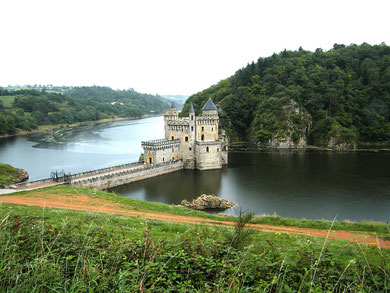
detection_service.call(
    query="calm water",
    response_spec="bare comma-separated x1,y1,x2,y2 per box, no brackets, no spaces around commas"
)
0,116,164,180
1,116,389,222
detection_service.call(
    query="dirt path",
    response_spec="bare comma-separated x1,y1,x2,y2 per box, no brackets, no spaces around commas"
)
1,194,389,249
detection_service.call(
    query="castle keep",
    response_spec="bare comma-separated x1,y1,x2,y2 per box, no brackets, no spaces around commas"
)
142,98,228,170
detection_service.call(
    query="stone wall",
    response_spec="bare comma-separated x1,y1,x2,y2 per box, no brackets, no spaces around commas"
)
72,160,184,190
195,141,222,170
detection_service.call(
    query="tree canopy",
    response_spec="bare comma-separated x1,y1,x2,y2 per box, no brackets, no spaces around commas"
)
0,87,170,135
182,43,390,146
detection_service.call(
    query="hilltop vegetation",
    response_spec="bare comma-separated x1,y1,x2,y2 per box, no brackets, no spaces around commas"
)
0,186,389,292
183,43,390,149
0,163,28,185
0,86,170,135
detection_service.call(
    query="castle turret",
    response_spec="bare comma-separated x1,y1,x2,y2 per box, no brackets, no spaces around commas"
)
189,103,195,142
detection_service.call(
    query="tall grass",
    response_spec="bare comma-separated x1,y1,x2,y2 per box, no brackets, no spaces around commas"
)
0,208,389,292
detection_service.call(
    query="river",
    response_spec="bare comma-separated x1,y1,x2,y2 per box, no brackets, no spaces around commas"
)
1,116,389,222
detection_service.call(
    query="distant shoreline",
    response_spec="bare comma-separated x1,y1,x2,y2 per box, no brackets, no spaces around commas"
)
0,114,158,139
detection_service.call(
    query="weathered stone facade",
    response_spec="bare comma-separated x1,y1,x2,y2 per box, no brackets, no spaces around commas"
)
142,99,228,170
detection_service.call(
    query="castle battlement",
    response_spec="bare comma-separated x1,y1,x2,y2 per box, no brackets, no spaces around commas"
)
142,98,228,170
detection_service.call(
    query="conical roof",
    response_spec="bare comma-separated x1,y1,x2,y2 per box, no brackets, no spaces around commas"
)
202,98,218,111
189,103,195,114
170,102,177,109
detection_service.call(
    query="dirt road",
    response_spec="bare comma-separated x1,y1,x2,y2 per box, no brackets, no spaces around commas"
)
1,193,389,249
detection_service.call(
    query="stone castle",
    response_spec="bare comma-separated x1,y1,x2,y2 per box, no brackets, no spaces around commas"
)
142,98,228,170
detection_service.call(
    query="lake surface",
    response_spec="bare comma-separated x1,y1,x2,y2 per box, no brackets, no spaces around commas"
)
1,116,389,222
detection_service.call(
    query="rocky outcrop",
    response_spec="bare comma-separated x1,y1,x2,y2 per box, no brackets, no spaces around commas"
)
16,168,29,183
251,98,312,149
181,194,236,210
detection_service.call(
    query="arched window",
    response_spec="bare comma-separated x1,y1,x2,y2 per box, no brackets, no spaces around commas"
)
206,146,209,152
191,115,194,120
201,134,204,141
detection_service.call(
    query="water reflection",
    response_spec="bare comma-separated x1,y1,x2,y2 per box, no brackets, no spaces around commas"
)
111,151,390,222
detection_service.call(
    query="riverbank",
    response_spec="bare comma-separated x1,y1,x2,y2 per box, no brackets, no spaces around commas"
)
229,141,390,153
0,163,29,185
0,114,157,139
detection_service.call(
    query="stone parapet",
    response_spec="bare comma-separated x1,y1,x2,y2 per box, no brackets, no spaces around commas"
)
142,139,180,150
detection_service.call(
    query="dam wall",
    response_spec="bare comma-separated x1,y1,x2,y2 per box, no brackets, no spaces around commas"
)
71,160,183,190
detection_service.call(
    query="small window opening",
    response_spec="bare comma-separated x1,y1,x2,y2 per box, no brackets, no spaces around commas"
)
171,136,174,140
191,115,194,120
217,148,219,152
172,148,174,153
206,146,209,152
201,126,204,131
201,134,204,141
189,147,192,151
185,136,189,142
212,127,214,131
191,126,194,131
163,157,165,162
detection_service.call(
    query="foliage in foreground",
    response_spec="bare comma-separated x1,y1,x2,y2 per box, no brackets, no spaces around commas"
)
0,208,389,292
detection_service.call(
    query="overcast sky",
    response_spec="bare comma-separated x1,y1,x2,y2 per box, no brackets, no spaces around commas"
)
0,0,389,96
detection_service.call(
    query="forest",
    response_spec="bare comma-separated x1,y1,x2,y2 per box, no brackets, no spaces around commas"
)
182,43,390,148
0,86,170,135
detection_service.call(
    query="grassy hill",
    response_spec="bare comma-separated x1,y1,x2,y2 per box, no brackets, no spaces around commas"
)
0,186,388,291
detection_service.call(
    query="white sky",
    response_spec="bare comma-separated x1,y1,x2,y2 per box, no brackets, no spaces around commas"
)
0,0,389,96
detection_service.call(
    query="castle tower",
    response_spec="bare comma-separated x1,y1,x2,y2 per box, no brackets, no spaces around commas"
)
164,102,179,140
196,98,219,142
189,103,195,141
194,98,226,170
142,97,227,171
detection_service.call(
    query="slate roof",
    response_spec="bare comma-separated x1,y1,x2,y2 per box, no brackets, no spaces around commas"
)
202,98,218,111
189,103,195,113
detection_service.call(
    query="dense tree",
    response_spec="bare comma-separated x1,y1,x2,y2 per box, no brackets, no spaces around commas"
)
0,86,170,135
182,43,390,145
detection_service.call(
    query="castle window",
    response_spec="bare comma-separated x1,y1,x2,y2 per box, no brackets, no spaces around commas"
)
201,126,204,131
217,148,219,152
191,126,193,131
163,157,165,162
212,127,214,131
201,134,204,141
172,148,174,153
206,146,209,152
172,157,175,161
171,136,174,140
189,147,192,151
191,115,194,120
185,136,189,142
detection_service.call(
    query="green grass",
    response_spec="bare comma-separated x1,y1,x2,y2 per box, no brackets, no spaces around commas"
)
0,201,389,292
4,185,390,237
305,145,333,151
0,163,25,185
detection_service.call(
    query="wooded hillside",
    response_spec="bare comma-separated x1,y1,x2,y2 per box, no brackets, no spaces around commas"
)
182,43,390,148
0,87,170,135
